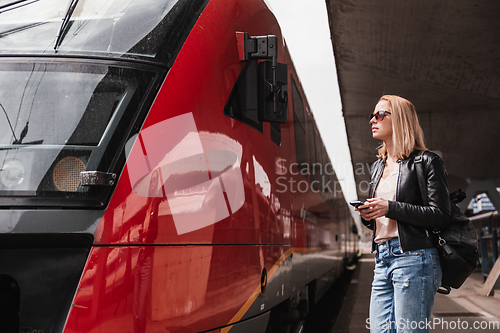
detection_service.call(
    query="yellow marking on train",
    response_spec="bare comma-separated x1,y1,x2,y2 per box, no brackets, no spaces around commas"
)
291,247,322,254
221,247,293,333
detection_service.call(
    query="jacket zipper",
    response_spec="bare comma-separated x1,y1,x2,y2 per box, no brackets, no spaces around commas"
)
370,159,384,252
395,160,404,251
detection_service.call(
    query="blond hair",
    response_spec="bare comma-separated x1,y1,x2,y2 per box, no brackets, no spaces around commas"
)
376,95,427,160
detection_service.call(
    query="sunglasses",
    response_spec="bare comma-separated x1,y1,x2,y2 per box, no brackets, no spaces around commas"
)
369,110,391,122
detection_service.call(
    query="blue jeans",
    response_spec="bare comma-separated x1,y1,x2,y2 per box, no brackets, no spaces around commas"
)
369,237,441,333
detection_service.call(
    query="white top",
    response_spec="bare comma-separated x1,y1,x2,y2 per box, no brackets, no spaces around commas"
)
374,169,399,243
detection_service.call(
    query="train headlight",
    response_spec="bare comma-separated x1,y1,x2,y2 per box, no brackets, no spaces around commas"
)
0,159,25,188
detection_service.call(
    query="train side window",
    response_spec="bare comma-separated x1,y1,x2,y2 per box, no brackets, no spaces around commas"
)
319,143,332,198
259,61,286,147
315,128,324,187
224,60,263,133
291,76,308,177
306,110,317,185
270,122,281,146
312,130,323,190
224,60,284,146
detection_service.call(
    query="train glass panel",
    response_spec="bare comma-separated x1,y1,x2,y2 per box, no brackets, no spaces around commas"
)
291,76,308,178
0,0,173,55
306,109,317,184
0,61,158,206
0,0,208,65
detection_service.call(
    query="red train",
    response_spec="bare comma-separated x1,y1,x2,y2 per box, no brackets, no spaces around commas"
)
0,0,358,332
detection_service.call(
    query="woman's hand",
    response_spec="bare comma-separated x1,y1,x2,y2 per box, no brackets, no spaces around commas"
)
355,198,389,221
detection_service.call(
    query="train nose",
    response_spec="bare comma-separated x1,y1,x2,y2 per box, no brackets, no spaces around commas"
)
0,235,91,333
0,275,20,332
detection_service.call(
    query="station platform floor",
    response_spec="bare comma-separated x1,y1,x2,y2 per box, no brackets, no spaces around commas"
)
331,253,500,333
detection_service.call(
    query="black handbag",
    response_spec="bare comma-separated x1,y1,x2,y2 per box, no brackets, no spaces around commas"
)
415,151,479,294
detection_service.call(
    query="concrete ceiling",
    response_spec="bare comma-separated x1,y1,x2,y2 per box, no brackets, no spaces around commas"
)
325,0,500,201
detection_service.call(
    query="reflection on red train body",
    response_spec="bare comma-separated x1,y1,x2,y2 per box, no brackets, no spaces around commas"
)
125,112,245,235
66,244,289,333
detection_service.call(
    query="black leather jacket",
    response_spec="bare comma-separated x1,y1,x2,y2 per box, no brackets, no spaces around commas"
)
362,150,451,252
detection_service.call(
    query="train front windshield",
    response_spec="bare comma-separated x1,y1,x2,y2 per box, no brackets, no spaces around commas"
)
0,61,157,207
0,0,182,60
0,0,205,207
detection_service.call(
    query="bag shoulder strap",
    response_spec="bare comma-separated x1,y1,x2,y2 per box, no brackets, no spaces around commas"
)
415,151,447,236
414,150,428,206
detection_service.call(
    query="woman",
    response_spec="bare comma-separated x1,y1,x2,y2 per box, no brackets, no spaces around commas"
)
355,95,451,333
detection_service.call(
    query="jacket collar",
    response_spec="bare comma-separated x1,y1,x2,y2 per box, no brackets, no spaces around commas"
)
397,149,421,163
370,150,421,198
370,158,385,198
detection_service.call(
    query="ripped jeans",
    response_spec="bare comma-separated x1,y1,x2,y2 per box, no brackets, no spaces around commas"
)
368,237,441,333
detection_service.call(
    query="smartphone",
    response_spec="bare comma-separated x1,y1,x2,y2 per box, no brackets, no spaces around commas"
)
349,200,364,208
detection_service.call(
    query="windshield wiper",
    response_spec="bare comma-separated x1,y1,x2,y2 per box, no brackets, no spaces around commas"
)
0,102,18,143
54,0,80,51
0,0,39,14
12,121,29,144
0,22,47,38
0,104,43,145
